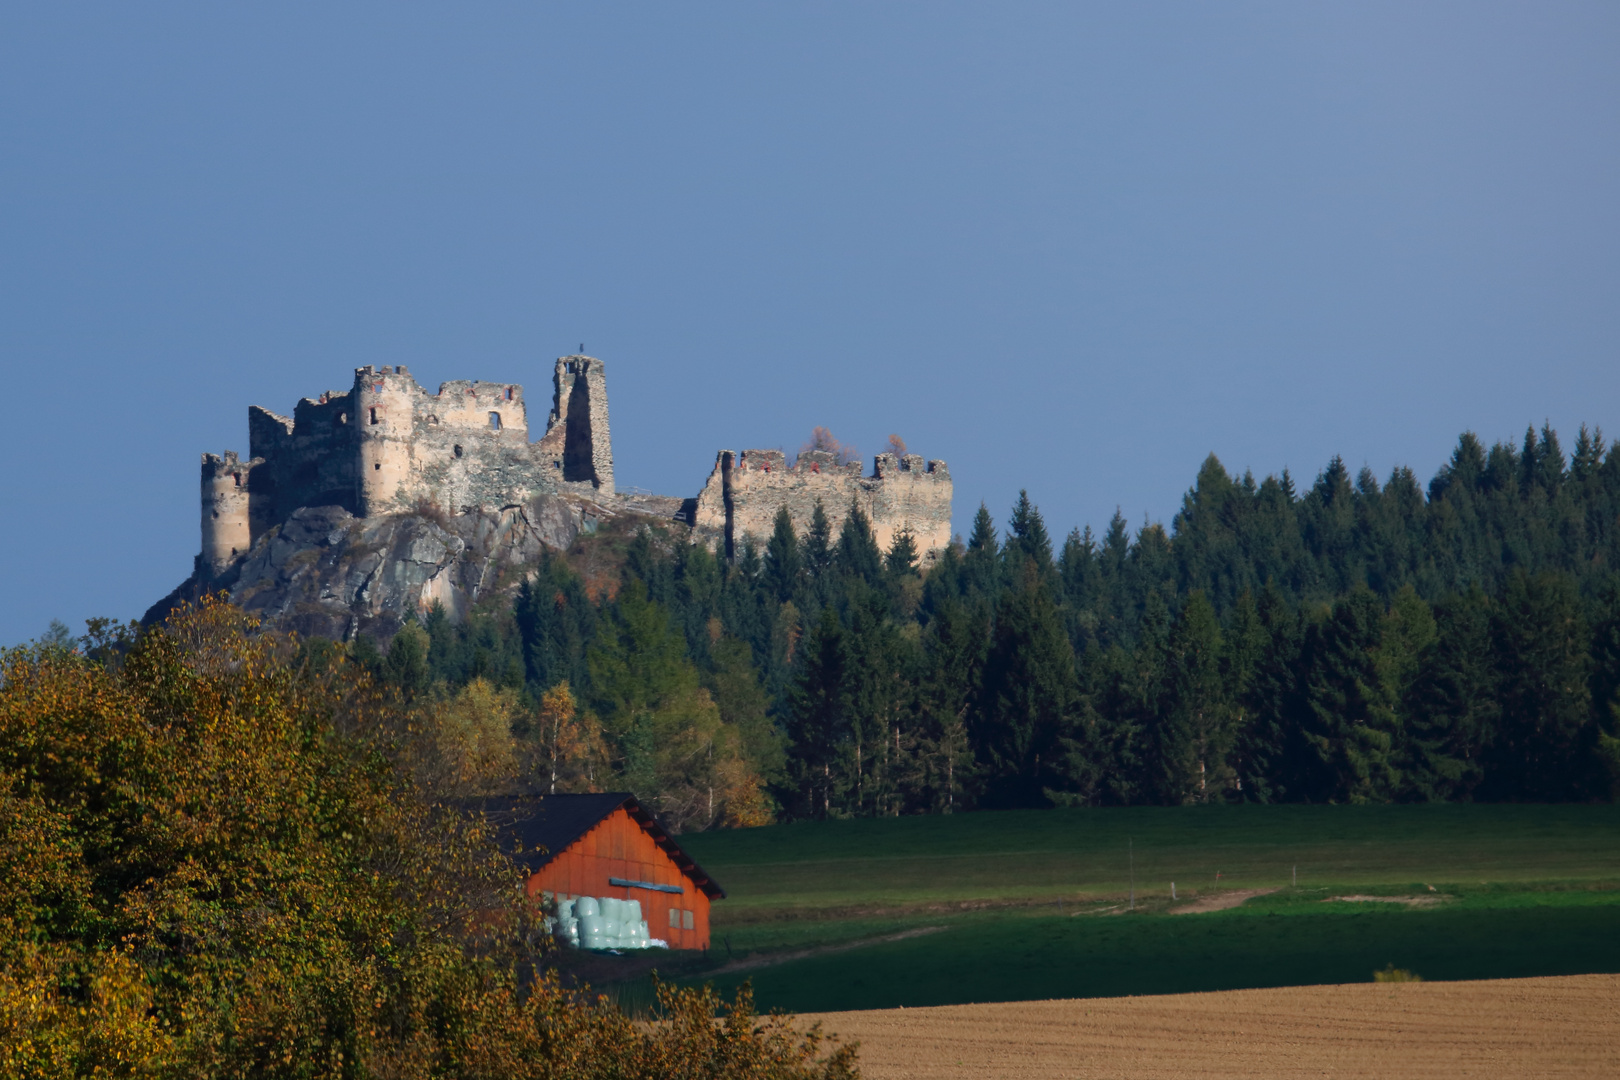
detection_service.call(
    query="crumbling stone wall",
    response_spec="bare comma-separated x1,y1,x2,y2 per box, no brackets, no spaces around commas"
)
692,447,952,561
202,355,614,575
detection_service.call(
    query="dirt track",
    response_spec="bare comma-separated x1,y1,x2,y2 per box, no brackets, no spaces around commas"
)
799,974,1619,1079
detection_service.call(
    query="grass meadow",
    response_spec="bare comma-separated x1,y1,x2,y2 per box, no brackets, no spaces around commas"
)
636,805,1620,1013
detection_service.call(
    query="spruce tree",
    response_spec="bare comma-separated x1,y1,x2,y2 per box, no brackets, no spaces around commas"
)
1154,592,1233,803
786,607,848,818
1486,571,1595,800
963,503,1000,600
804,498,833,578
1301,587,1402,802
975,563,1079,808
836,498,885,587
1403,588,1494,800
764,506,802,603
1004,490,1055,581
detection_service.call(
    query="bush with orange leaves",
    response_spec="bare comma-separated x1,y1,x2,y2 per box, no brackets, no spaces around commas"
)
0,598,857,1080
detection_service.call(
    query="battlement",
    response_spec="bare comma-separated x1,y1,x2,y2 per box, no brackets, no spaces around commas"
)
692,445,953,561
200,355,613,575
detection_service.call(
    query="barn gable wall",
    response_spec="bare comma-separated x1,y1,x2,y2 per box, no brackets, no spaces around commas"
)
525,806,712,951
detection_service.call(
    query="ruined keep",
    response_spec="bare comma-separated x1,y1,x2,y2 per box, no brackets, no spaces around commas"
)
691,447,953,562
200,355,612,573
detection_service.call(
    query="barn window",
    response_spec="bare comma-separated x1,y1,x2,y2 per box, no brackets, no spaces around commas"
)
682,910,694,930
369,408,378,425
489,412,502,430
668,909,679,928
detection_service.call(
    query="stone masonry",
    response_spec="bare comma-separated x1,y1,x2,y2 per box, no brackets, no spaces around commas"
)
691,448,953,562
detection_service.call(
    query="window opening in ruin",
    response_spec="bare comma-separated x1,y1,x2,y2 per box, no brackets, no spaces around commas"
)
232,473,241,487
489,412,502,431
369,408,378,425
212,511,219,520
505,386,514,400
336,412,346,425
454,445,463,458
374,463,381,471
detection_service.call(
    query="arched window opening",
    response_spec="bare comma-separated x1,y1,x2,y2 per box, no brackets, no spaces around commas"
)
489,412,502,431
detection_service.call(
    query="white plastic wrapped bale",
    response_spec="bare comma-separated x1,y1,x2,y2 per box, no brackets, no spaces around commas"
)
560,895,663,950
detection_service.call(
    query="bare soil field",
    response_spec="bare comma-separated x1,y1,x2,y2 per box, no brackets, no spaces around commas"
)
799,973,1619,1079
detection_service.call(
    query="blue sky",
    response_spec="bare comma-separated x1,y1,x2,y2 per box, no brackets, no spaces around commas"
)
2,3,1617,643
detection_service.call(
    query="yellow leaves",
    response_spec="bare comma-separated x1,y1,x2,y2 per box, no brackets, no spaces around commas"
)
414,677,522,797
0,947,175,1078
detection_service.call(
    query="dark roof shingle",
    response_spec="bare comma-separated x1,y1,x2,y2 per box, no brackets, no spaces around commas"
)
464,793,725,900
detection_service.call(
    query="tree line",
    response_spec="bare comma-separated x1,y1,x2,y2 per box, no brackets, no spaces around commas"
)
356,423,1620,819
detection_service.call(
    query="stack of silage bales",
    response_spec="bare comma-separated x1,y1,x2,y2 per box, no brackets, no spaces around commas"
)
551,895,665,950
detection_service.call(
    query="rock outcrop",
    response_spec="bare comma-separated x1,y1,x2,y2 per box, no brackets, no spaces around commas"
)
146,491,612,644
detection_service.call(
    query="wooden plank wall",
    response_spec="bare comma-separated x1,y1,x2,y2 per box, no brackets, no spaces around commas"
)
526,807,712,950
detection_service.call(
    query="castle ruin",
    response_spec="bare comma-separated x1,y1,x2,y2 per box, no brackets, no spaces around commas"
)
194,353,952,594
691,448,953,562
201,355,612,573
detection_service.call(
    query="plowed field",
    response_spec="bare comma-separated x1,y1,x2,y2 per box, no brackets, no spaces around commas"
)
799,974,1619,1079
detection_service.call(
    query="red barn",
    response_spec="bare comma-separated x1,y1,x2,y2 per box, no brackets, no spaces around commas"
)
478,793,725,951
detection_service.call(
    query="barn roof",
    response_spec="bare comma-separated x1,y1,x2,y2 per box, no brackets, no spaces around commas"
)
466,793,725,900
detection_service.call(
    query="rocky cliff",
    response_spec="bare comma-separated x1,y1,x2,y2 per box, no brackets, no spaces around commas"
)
145,490,673,644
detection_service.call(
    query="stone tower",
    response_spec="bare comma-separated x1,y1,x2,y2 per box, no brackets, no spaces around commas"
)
547,355,614,495
200,450,261,574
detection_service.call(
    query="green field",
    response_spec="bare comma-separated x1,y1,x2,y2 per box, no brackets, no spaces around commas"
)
642,805,1620,1013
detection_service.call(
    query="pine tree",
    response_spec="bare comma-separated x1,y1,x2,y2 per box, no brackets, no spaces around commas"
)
1301,587,1402,802
1403,588,1494,800
786,607,848,818
1234,581,1305,802
975,563,1079,807
963,503,1000,600
764,506,802,603
804,498,834,578
885,529,920,579
1486,571,1595,800
911,597,984,812
836,499,884,587
1004,490,1054,581
1154,592,1234,803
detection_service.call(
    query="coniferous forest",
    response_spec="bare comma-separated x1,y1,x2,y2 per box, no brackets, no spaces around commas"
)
353,423,1620,822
